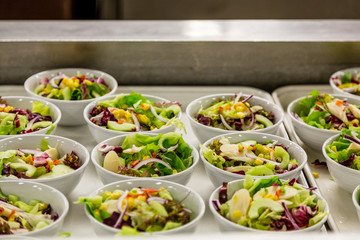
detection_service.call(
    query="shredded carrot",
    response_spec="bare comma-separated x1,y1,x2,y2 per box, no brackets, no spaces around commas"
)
53,159,61,165
316,102,322,105
8,209,16,219
219,106,223,111
130,160,140,167
0,207,4,214
110,108,116,113
252,146,257,151
152,152,157,158
275,189,282,198
336,100,344,106
226,105,231,110
118,119,125,124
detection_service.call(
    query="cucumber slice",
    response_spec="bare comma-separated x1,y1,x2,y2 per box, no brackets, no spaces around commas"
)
107,121,136,132
255,114,273,128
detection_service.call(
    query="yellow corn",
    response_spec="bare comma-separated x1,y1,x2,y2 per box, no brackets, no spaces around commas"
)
94,209,101,218
123,215,129,221
4,106,13,113
352,119,359,125
138,114,150,125
232,210,242,219
141,103,150,111
173,169,178,174
312,171,319,178
127,197,135,209
247,146,253,151
245,102,250,107
83,80,92,85
111,192,121,200
264,194,278,201
258,154,264,158
99,204,108,211
142,155,150,160
331,146,337,152
254,158,264,165
236,112,246,118
235,105,244,112
138,195,146,202
150,126,157,130
125,111,132,120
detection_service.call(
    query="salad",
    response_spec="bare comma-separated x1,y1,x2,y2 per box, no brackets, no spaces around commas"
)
76,186,191,233
200,136,299,176
0,188,58,234
89,92,183,132
33,73,111,100
98,133,193,177
196,94,275,131
213,176,327,231
0,97,53,135
0,138,81,179
331,71,360,96
325,127,360,170
293,90,360,130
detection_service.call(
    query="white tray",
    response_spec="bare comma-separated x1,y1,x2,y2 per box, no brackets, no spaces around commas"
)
272,84,360,232
0,85,318,238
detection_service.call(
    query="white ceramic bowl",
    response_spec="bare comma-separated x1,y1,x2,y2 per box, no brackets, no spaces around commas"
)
0,180,69,237
330,67,360,98
322,134,360,193
91,132,199,185
352,185,360,221
200,132,307,187
288,93,360,151
186,93,284,143
209,178,329,232
83,178,205,237
0,134,90,195
0,96,61,139
24,68,118,126
84,94,182,143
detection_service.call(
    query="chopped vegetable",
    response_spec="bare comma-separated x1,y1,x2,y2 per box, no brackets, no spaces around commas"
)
331,71,360,96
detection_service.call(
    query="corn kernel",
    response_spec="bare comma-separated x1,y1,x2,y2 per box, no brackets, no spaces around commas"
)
247,146,253,151
138,114,150,125
125,111,132,120
352,119,359,125
212,110,218,114
141,103,150,111
127,197,135,209
258,154,264,158
264,194,278,201
94,209,101,218
143,155,150,160
111,192,121,199
99,204,108,211
173,169,178,174
312,171,319,178
103,191,112,199
138,195,147,202
331,146,337,152
232,210,242,219
150,126,157,130
123,215,129,221
254,158,264,165
236,112,246,118
235,105,244,112
4,106,13,113
83,80,92,85
245,102,250,107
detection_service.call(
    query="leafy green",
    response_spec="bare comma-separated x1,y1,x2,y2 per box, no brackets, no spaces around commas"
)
32,101,50,116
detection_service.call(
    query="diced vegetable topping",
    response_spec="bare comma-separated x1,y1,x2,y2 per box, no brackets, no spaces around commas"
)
331,71,360,96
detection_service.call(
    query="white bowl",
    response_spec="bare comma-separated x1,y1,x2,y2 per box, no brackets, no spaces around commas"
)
288,93,360,151
0,96,61,139
352,185,360,221
83,178,205,237
84,94,182,143
209,178,329,232
322,134,360,193
24,68,118,126
91,132,199,185
0,134,90,195
0,180,69,237
330,67,360,98
185,93,284,143
200,132,307,187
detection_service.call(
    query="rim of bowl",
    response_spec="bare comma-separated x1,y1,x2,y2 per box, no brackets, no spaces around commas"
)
199,131,307,179
91,132,199,181
0,134,90,182
287,94,360,134
352,185,360,212
329,67,360,95
322,133,360,175
84,93,183,135
24,68,118,103
0,180,69,236
84,178,206,234
209,178,329,233
185,93,284,135
0,96,61,135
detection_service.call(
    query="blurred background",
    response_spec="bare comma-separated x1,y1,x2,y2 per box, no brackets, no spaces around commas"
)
1,0,360,20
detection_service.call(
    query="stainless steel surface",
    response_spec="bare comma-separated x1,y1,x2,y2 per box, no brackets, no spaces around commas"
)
1,20,360,88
